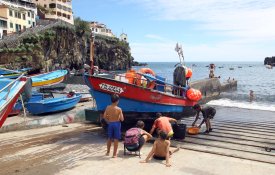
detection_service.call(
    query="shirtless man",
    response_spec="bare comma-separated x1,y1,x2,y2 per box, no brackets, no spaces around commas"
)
150,113,177,139
103,94,124,158
140,131,179,167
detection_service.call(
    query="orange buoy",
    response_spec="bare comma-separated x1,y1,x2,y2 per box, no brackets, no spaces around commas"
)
186,68,192,78
186,88,202,101
125,70,136,84
138,68,156,76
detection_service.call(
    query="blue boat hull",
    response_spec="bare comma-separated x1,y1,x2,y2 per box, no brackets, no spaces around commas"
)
26,94,81,115
92,90,187,113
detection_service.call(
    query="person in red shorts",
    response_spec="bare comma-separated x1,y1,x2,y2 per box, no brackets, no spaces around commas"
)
149,113,177,139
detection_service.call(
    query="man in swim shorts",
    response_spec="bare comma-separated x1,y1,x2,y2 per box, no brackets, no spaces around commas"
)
103,93,124,158
150,113,177,138
192,104,216,134
140,131,179,167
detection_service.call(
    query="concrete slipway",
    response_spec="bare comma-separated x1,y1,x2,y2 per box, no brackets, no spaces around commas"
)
0,106,275,175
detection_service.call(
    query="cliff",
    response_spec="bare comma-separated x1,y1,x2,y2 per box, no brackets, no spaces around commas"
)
0,21,134,71
264,56,275,66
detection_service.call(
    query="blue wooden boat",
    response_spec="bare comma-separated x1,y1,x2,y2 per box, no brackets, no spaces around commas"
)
31,70,68,87
0,68,23,79
25,93,82,115
0,76,29,127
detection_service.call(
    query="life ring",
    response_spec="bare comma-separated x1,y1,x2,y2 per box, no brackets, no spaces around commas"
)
138,68,156,89
186,88,202,101
138,68,156,76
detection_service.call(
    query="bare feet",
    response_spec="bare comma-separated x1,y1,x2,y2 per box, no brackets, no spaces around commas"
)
105,152,110,156
174,147,180,153
140,160,148,163
112,155,117,158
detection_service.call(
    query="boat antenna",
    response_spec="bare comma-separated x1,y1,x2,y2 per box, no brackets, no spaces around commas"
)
175,43,184,65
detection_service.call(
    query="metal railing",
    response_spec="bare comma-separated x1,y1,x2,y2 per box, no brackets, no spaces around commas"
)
0,74,24,102
94,69,189,97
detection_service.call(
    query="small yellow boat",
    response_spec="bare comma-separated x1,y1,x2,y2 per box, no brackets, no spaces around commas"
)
31,70,68,87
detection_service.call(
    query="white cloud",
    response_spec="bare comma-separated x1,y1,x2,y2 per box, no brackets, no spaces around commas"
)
119,0,275,61
127,0,275,40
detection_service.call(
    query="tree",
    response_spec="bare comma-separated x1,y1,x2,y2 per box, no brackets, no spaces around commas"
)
74,17,90,37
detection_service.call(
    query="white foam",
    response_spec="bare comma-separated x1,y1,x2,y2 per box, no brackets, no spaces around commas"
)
207,98,275,112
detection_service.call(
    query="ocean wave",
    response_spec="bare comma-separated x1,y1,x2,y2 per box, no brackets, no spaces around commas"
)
207,98,275,112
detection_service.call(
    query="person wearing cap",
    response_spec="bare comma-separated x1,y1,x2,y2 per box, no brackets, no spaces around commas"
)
149,113,177,138
192,104,216,134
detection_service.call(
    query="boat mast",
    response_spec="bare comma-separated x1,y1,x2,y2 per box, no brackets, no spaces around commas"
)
90,32,95,75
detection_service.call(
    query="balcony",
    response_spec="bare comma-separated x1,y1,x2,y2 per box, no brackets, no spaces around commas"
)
1,0,36,10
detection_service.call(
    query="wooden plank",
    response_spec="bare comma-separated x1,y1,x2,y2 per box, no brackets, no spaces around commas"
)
187,132,275,144
183,118,275,128
181,137,275,156
170,141,275,165
186,134,275,147
209,130,275,141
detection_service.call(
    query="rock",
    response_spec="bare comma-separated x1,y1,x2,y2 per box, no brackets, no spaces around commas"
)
0,22,142,71
264,56,275,66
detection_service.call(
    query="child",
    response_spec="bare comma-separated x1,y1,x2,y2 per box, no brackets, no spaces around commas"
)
103,93,124,158
140,131,179,167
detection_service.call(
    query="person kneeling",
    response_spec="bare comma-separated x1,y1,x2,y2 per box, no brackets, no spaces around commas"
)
124,120,152,155
140,131,179,167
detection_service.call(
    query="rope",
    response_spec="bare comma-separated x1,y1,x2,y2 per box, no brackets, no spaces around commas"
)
20,94,27,126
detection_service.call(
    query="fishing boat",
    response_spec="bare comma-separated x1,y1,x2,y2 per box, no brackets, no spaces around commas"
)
31,70,68,87
25,93,82,115
0,76,29,127
0,68,24,79
84,43,201,121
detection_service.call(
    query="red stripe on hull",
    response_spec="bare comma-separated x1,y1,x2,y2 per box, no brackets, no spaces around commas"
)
0,93,21,127
87,76,196,107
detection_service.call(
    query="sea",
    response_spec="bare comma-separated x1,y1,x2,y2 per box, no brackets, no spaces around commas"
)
134,62,275,112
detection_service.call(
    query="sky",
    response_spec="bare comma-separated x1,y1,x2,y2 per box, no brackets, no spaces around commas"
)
73,0,275,62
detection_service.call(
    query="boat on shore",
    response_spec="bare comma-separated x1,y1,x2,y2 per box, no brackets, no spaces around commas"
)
31,70,68,87
0,68,24,79
84,65,201,121
25,93,81,115
0,76,30,127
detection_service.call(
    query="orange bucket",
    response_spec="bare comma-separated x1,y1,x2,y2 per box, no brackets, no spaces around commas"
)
187,127,200,135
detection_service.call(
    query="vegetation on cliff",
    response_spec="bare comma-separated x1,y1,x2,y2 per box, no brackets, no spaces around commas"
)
0,18,135,71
